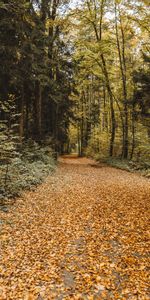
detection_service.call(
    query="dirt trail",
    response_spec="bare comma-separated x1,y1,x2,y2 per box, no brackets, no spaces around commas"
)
0,156,150,299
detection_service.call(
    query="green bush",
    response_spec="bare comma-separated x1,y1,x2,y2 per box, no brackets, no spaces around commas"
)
0,97,56,203
0,142,56,203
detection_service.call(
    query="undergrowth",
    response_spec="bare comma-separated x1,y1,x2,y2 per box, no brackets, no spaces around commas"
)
0,141,56,204
95,156,150,178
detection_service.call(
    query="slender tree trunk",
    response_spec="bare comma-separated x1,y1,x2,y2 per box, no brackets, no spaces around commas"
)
34,80,42,140
80,94,84,156
25,91,30,140
55,103,59,153
87,0,116,156
130,108,136,160
78,123,81,157
19,87,25,143
101,55,116,156
115,5,129,158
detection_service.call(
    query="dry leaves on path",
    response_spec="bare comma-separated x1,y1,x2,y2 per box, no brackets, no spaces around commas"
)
0,156,150,299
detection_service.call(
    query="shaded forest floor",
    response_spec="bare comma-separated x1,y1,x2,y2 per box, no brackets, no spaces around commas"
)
0,156,150,300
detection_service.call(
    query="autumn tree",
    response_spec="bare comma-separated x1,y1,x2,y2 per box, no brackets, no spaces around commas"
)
68,0,150,162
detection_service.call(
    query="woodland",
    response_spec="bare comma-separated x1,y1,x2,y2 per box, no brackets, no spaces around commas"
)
0,0,150,196
0,1,150,299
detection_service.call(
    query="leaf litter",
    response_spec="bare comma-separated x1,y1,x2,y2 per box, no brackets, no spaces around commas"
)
0,156,150,299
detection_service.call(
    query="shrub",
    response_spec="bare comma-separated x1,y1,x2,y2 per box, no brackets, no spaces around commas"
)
0,141,56,203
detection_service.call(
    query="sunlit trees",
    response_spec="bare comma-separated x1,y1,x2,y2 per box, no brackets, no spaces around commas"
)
0,0,149,164
68,0,149,162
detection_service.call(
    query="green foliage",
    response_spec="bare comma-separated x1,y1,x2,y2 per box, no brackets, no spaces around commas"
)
0,0,149,201
0,0,73,149
133,53,150,116
0,141,55,202
0,0,72,203
69,0,150,165
0,95,20,199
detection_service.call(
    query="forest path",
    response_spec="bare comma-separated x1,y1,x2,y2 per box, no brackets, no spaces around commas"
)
0,156,150,299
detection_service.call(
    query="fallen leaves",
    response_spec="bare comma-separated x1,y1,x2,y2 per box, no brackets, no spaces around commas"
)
0,156,150,299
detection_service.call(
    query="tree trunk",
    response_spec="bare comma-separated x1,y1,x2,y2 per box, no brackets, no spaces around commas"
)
19,87,25,143
34,80,42,140
101,54,116,156
116,5,129,158
130,108,136,160
87,0,116,156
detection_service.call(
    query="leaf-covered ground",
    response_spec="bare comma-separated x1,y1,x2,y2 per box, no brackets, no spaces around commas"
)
0,156,150,300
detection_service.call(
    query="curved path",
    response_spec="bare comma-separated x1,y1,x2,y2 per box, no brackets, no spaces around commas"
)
0,156,150,299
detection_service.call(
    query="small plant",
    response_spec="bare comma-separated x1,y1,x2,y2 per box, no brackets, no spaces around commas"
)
0,97,56,203
0,95,20,203
0,139,55,202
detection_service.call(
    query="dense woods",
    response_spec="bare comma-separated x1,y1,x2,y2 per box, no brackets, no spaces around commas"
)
0,0,72,147
0,0,150,199
69,0,150,163
0,0,72,199
0,2,150,298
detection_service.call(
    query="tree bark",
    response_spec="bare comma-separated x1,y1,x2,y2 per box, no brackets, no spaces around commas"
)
34,80,42,140
19,86,25,143
115,3,129,158
86,0,116,156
